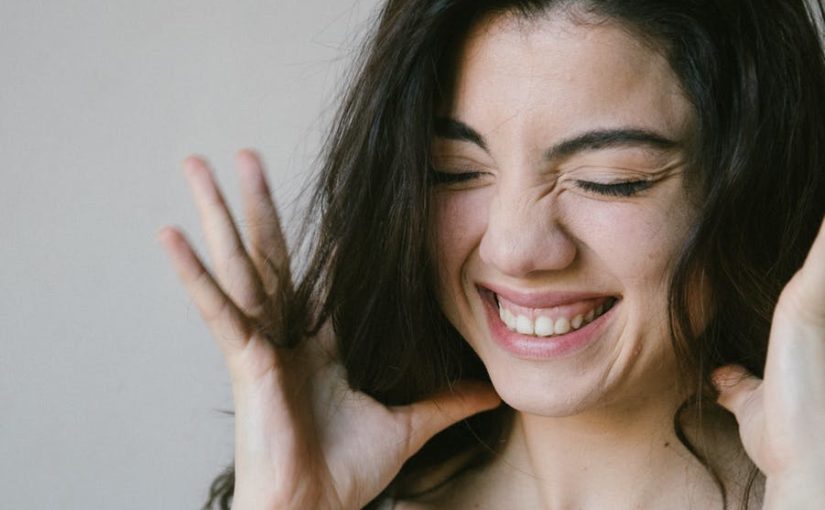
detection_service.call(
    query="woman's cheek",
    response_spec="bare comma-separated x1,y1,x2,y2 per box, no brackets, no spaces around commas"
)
430,190,491,304
432,190,490,262
561,193,689,280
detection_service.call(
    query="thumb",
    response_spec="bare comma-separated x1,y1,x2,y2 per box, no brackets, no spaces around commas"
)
794,216,825,306
394,380,502,458
712,364,762,419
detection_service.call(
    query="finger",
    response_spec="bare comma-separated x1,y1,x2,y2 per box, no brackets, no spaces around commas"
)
235,149,292,297
712,364,762,419
394,381,501,458
182,156,270,320
156,226,251,357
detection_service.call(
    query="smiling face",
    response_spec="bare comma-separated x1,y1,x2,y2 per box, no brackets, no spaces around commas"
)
429,11,699,416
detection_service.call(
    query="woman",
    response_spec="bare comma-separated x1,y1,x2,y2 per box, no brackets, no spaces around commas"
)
158,0,825,508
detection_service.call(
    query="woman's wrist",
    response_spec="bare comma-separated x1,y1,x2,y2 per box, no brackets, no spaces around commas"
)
231,484,291,510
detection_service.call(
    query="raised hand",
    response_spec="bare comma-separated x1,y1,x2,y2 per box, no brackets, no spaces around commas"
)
156,150,501,510
713,218,825,507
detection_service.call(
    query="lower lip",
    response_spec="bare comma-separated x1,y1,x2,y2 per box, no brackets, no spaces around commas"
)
481,291,618,360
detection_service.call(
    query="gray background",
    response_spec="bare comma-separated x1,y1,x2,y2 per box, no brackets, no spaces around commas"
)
0,1,380,508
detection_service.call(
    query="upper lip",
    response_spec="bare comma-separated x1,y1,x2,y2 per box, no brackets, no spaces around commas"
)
478,282,616,309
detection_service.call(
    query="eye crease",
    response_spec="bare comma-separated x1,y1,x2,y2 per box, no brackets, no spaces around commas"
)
430,168,653,198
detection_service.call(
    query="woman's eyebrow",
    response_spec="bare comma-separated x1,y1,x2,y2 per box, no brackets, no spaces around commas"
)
433,117,488,151
434,118,678,159
544,129,678,161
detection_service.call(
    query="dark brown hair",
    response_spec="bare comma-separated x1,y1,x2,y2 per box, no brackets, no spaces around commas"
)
204,1,825,508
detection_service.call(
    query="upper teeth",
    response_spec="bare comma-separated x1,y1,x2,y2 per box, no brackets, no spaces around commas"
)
498,298,612,337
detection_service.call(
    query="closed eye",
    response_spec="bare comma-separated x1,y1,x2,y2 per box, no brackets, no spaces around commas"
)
575,179,652,197
430,170,487,185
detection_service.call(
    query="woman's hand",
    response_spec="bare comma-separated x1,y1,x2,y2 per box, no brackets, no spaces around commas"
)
157,150,501,510
713,218,825,508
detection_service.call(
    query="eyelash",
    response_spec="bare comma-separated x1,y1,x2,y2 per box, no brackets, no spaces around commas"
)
574,179,652,197
430,170,486,185
431,170,652,197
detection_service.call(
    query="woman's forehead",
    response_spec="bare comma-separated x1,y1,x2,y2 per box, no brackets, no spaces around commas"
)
446,11,695,149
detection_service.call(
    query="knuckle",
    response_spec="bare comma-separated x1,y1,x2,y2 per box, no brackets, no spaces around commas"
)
189,267,214,298
203,294,232,326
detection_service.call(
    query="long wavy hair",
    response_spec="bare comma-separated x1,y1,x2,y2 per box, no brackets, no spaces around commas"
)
204,1,825,508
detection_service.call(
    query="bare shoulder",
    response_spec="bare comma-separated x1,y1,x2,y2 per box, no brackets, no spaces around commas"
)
391,466,492,510
390,451,493,510
390,447,532,510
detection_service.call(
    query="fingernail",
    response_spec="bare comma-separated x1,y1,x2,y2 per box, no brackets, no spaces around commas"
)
711,367,743,390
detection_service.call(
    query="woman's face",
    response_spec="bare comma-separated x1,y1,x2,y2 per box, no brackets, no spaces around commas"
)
430,12,698,416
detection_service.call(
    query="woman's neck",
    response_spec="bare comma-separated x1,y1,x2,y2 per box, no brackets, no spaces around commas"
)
494,384,737,509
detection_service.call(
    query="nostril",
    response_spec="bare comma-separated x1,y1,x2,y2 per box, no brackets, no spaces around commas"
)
479,216,577,277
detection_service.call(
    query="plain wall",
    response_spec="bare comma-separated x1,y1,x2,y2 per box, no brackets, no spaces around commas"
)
0,1,381,507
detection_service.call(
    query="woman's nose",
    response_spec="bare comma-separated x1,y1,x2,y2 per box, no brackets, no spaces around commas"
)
478,189,577,277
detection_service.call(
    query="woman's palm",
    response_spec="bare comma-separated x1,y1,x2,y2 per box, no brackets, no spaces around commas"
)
157,150,500,509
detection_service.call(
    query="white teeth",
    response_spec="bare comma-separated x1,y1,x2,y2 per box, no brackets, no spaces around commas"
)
504,309,517,330
496,296,615,336
534,316,554,336
516,315,534,335
571,314,584,330
554,317,571,335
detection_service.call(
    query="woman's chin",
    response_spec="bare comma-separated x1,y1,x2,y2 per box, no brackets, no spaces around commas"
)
488,371,608,418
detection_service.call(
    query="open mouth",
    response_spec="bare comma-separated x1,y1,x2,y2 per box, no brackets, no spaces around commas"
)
476,286,620,358
494,293,618,337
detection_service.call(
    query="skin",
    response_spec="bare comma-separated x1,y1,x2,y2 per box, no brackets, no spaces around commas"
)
156,152,500,510
157,7,825,510
417,10,825,510
430,12,697,420
422,12,730,509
